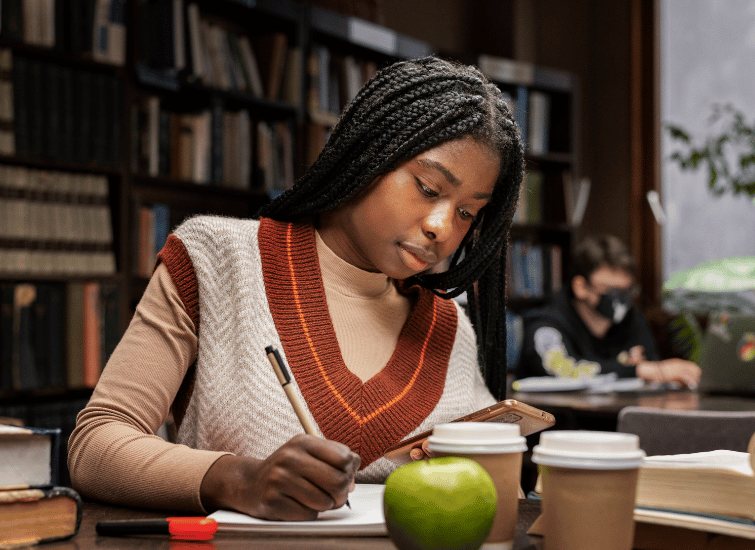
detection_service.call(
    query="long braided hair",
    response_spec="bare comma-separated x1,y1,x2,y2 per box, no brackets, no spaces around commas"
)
257,56,524,399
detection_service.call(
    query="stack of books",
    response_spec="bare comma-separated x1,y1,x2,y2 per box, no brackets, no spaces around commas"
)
0,424,82,546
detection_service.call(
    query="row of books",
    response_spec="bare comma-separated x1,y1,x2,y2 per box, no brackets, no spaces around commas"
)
477,55,567,157
2,50,123,165
513,169,591,227
507,240,563,300
309,0,387,24
134,204,170,279
132,94,294,192
0,280,120,393
513,169,544,225
0,166,115,276
0,424,83,544
307,44,377,118
527,90,551,156
0,0,126,65
139,1,301,105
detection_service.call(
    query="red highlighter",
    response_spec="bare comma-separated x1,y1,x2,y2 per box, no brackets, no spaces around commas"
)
96,517,218,541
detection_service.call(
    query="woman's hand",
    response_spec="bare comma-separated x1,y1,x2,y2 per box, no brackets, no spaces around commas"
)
625,345,647,366
636,358,702,388
200,434,360,521
408,438,434,462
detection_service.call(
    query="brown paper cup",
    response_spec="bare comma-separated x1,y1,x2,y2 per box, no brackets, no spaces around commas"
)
427,423,527,550
531,431,645,550
434,451,522,549
541,465,639,550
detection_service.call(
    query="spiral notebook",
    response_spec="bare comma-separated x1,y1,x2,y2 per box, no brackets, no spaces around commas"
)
206,484,387,536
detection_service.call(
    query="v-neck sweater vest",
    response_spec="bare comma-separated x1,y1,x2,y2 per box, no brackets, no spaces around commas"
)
162,216,494,480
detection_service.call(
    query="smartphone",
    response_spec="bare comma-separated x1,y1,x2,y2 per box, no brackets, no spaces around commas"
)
382,400,555,465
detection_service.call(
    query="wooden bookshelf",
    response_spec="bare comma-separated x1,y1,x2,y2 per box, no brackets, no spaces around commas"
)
0,0,582,485
0,0,434,476
477,54,580,309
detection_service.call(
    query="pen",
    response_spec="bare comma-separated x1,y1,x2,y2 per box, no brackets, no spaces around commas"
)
96,517,217,541
265,345,351,509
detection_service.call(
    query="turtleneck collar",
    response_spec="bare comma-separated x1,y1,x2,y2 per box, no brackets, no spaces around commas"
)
315,229,395,300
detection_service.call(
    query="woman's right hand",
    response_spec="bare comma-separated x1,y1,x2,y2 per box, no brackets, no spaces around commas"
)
200,434,360,521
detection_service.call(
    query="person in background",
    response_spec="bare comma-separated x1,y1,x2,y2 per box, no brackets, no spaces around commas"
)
68,57,524,521
516,234,701,387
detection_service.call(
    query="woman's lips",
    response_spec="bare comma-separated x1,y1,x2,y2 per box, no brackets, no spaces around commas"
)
398,243,436,271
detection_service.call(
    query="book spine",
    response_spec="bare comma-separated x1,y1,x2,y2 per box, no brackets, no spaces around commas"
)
45,63,61,161
13,283,39,390
12,54,30,156
81,281,101,388
0,486,82,544
109,75,123,167
210,97,223,184
2,0,26,43
65,282,84,389
152,203,170,255
58,65,75,162
73,70,92,163
99,282,120,366
1,283,15,391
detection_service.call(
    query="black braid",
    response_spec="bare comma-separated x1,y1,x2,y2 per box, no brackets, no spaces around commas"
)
257,57,524,400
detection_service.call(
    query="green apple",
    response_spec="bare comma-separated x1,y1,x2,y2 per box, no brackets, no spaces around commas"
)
383,456,497,550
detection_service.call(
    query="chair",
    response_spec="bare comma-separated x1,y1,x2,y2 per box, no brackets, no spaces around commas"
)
616,406,755,456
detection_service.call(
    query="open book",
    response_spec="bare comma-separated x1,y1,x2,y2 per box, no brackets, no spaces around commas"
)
207,484,386,536
636,448,755,523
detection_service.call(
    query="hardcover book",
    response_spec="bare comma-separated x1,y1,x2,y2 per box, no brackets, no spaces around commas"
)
0,486,82,546
0,425,61,489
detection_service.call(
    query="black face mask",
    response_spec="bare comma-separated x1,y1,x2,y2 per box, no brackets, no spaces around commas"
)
595,289,634,324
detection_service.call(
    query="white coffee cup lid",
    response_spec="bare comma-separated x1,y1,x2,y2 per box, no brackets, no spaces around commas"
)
532,431,645,469
426,422,527,454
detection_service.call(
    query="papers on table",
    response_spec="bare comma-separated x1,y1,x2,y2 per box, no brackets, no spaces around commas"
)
512,373,662,394
207,484,387,536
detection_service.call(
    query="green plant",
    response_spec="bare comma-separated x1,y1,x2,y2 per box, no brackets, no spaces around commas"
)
666,103,755,200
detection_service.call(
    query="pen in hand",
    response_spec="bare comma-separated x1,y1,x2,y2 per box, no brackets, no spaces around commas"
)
265,345,352,510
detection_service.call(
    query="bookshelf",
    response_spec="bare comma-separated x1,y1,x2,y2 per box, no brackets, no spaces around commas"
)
0,0,432,485
477,55,580,310
0,0,581,483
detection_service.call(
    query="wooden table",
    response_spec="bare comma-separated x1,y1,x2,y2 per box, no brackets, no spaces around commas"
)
511,389,755,492
512,390,755,431
42,499,545,550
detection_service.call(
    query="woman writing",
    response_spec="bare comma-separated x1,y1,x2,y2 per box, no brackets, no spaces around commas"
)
68,56,524,520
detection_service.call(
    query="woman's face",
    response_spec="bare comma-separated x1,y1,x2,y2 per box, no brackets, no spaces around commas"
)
318,137,500,280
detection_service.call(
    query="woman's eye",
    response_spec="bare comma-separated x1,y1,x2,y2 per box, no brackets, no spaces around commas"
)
416,179,438,197
458,208,475,221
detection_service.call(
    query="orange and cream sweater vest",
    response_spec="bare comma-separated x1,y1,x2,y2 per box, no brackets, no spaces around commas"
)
160,215,495,481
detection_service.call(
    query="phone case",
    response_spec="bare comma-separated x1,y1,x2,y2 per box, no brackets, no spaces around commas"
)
382,399,555,465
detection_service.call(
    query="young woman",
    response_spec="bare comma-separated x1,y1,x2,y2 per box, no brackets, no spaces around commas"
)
68,56,524,521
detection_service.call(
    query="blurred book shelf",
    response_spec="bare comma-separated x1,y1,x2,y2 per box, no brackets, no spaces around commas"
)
0,0,434,466
0,1,582,483
477,54,581,310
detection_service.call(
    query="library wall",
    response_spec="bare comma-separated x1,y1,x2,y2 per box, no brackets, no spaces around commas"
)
382,0,471,56
525,0,633,248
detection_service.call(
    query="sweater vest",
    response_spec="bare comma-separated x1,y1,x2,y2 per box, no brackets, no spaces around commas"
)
162,215,494,482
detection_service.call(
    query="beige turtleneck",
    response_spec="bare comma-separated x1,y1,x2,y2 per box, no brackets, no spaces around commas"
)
315,230,413,381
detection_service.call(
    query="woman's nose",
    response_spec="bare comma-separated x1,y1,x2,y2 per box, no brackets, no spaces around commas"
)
422,204,454,241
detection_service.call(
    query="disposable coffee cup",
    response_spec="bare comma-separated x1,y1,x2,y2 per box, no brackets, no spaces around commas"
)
532,431,646,550
427,422,527,550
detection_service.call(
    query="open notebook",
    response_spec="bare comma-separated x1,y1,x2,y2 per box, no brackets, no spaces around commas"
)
207,484,387,536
